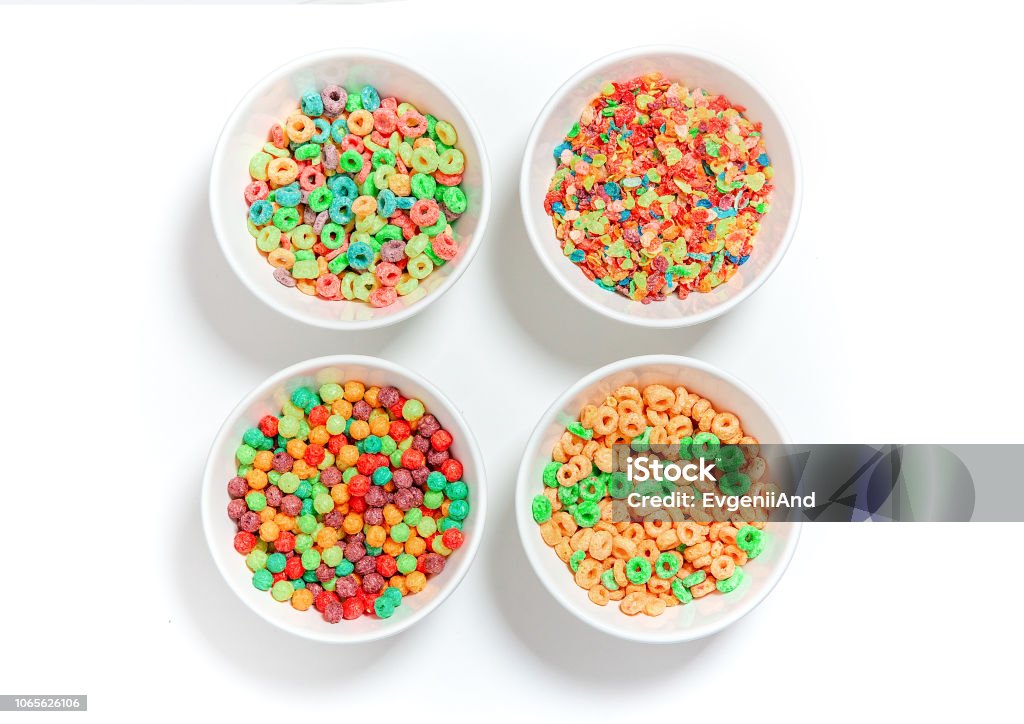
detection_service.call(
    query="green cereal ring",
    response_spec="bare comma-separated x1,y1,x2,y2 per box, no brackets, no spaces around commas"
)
435,120,457,145
655,552,681,579
716,445,746,473
573,500,600,528
295,143,321,161
679,436,694,460
271,580,294,602
681,570,706,588
566,421,593,440
735,526,765,558
579,476,606,502
249,151,272,180
671,578,693,604
625,557,652,585
607,472,632,499
411,146,439,174
600,569,619,591
716,567,744,593
531,494,552,523
307,185,333,213
441,186,467,214
396,277,419,296
256,226,282,253
272,206,300,232
420,212,448,237
252,569,273,591
569,550,586,572
437,148,465,174
542,461,561,487
405,233,430,257
339,149,363,173
411,172,437,199
718,471,751,496
557,484,578,508
691,432,720,459
630,427,652,452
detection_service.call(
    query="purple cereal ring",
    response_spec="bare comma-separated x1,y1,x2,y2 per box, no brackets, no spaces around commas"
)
280,494,302,517
312,210,330,235
227,498,247,520
355,556,376,576
417,414,441,437
323,142,339,170
420,552,446,575
227,476,248,498
273,268,296,287
392,468,413,489
344,541,366,562
321,85,347,116
352,400,371,421
362,572,385,594
320,467,342,487
303,206,317,225
379,241,406,264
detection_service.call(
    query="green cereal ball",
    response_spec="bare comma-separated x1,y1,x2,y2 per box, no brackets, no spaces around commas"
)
245,491,266,512
237,464,251,477
404,508,423,527
245,550,268,572
426,471,447,491
266,552,286,574
295,534,313,554
417,516,437,538
242,429,269,450
735,526,765,558
671,578,694,604
342,467,358,482
382,586,402,607
322,577,337,592
326,415,346,435
423,490,444,510
448,499,470,521
718,471,751,496
573,500,600,528
313,493,334,515
301,549,321,571
271,580,294,602
681,570,706,588
278,416,300,439
557,484,579,508
335,559,354,577
277,472,299,494
296,513,317,534
531,494,552,523
625,557,652,585
389,522,410,543
542,461,562,488
396,553,417,575
569,550,586,572
319,383,343,403
655,552,681,579
600,569,619,591
380,436,397,456
402,399,425,421
235,444,257,465
374,597,396,619
322,546,343,568
252,569,273,591
295,480,312,499
566,421,593,440
716,567,744,593
446,481,468,500
438,518,462,532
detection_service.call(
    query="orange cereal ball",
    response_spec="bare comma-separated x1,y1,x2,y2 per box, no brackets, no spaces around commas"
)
316,527,339,548
366,525,387,548
291,460,314,479
259,507,276,523
308,425,330,445
389,574,407,595
336,445,359,468
245,468,268,490
252,450,274,471
405,536,426,556
331,485,350,505
342,513,363,536
383,504,403,526
405,571,427,594
363,386,380,407
368,415,389,437
382,539,403,557
286,439,307,460
348,420,370,440
291,588,314,611
343,381,365,402
273,513,295,532
331,399,353,418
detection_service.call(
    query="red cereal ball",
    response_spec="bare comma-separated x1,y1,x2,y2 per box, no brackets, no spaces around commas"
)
376,555,398,577
308,405,330,427
275,531,296,553
389,420,411,442
348,496,367,514
374,453,390,469
441,528,464,550
441,458,463,482
401,449,425,470
258,415,279,438
342,597,363,620
388,397,407,419
363,593,379,615
356,454,380,476
304,444,326,467
233,531,257,554
285,556,304,580
347,474,371,497
327,434,347,455
273,572,288,584
430,430,453,452
315,591,339,613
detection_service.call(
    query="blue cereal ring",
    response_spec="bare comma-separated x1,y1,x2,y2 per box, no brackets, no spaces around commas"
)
330,118,349,143
360,85,381,112
248,200,273,225
329,195,354,225
376,189,397,217
301,91,324,117
327,174,358,200
312,118,331,143
346,241,374,270
274,183,301,208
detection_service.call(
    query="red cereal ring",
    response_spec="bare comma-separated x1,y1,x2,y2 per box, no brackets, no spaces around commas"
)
285,555,304,579
233,531,257,554
431,232,459,261
312,241,329,257
244,180,269,204
433,171,462,187
441,528,464,550
355,156,373,184
369,130,390,148
269,123,287,149
375,262,402,287
409,199,440,227
372,108,398,135
258,414,279,438
398,110,427,138
389,420,411,442
401,449,425,470
347,474,371,497
380,96,397,110
390,211,416,240
316,273,341,299
430,429,453,452
298,166,325,191
275,531,296,553
369,287,397,308
441,458,463,482
307,405,330,427
339,134,364,153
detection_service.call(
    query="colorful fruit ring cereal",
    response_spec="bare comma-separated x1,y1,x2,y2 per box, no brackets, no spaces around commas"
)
227,379,471,622
543,73,773,303
530,381,769,617
244,84,470,307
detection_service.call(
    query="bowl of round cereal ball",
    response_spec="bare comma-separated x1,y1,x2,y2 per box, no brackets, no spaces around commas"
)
520,46,801,327
515,355,799,643
210,49,491,330
202,355,487,643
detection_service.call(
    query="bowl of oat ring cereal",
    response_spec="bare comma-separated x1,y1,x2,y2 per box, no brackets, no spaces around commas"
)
515,354,800,643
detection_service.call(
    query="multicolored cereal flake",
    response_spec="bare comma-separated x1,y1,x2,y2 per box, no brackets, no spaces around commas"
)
544,73,773,303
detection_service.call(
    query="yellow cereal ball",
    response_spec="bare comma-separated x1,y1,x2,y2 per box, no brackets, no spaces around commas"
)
286,439,307,460
343,381,365,402
336,445,359,468
364,386,380,407
348,420,370,440
368,415,389,437
406,571,427,594
366,525,387,548
252,450,274,472
308,425,330,446
259,521,280,542
342,513,363,536
246,468,268,490
316,526,339,548
332,399,353,418
291,588,314,611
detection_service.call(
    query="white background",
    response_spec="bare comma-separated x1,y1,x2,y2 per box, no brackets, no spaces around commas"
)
1,1,1022,721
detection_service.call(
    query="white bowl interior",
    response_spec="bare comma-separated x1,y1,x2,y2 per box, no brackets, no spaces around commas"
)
521,47,799,326
210,50,489,329
516,356,798,642
202,356,486,643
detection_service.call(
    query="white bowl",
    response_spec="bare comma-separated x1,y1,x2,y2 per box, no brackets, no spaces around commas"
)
520,46,801,328
210,49,491,330
515,355,799,643
201,355,487,643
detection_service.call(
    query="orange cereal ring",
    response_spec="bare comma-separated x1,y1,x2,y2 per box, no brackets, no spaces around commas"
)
683,541,712,562
285,114,315,143
570,528,593,552
554,539,572,563
539,521,561,547
636,539,660,563
552,511,578,537
710,555,736,580
612,559,628,588
351,195,377,218
556,463,581,487
347,109,374,136
677,521,707,546
592,406,619,436
691,578,716,598
614,386,641,403
655,528,681,551
643,511,672,538
588,585,610,606
267,157,299,187
618,413,645,438
588,530,613,560
711,412,742,441
667,415,694,438
620,591,646,616
611,536,636,560
621,523,644,541
642,384,675,411
575,558,602,589
617,399,642,417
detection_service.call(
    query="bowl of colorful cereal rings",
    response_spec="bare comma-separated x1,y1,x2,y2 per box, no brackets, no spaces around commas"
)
210,49,491,330
515,355,799,642
520,46,801,327
201,355,487,642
